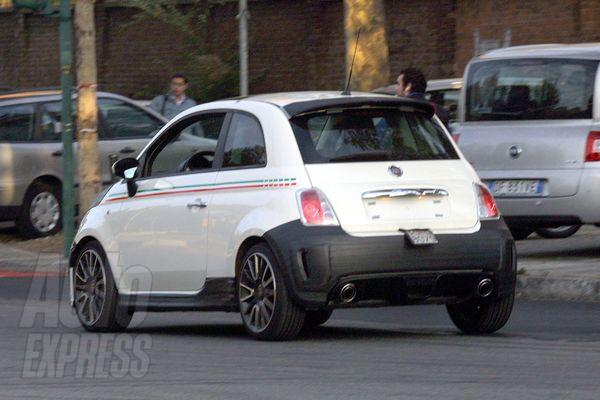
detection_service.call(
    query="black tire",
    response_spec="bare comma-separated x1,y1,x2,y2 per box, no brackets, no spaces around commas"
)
302,309,333,331
446,292,514,334
535,225,581,239
73,241,132,332
509,227,533,241
18,181,62,238
238,243,305,341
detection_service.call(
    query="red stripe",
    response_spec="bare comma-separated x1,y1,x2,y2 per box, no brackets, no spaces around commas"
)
0,270,66,278
106,182,296,203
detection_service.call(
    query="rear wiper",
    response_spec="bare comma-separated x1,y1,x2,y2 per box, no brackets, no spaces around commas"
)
329,151,392,162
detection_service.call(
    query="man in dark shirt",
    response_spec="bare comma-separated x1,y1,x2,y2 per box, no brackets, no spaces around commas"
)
149,73,197,120
395,68,450,128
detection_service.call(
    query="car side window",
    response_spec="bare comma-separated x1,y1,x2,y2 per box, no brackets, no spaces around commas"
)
98,98,164,139
0,104,35,142
146,113,226,177
39,101,82,142
222,113,266,168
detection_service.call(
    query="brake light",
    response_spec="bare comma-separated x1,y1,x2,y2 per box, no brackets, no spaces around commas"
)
585,131,600,162
474,183,499,220
451,133,460,143
296,188,339,226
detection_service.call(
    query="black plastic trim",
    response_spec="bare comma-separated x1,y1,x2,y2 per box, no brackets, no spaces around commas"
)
264,219,515,308
119,278,237,312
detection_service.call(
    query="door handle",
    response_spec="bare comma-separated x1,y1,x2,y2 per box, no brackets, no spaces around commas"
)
51,150,63,157
187,198,208,209
120,147,136,154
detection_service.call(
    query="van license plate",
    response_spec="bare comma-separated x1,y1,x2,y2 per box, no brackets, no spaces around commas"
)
487,180,543,197
404,229,438,246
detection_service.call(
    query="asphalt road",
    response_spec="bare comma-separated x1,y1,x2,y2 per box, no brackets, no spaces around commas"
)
0,277,598,400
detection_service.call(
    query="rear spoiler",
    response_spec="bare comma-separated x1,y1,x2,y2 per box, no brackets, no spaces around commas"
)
284,96,435,119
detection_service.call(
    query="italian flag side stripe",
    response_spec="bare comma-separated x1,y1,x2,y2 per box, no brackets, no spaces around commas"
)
105,178,297,203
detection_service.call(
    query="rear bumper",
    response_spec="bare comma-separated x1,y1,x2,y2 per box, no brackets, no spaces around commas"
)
264,219,516,309
0,206,20,221
486,168,600,226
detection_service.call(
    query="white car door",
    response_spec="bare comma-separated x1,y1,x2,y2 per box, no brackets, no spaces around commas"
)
206,112,270,278
110,112,227,294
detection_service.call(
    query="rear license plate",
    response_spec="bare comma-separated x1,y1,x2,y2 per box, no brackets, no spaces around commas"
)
486,180,543,197
403,229,438,246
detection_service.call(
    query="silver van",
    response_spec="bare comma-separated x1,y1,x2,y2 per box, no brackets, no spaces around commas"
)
0,90,167,237
457,44,600,239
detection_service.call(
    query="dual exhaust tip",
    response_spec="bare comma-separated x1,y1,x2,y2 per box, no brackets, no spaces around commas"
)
339,283,357,303
339,278,493,303
476,278,494,298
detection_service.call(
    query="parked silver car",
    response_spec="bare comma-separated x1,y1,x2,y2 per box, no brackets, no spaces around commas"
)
0,90,167,237
457,44,600,239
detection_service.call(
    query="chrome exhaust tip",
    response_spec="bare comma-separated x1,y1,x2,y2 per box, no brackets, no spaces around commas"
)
476,278,494,298
340,283,357,303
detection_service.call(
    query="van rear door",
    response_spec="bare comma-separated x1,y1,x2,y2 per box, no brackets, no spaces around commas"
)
458,58,598,198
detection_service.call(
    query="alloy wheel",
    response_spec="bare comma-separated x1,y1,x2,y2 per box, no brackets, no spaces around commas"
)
74,249,106,326
239,252,277,333
29,191,60,233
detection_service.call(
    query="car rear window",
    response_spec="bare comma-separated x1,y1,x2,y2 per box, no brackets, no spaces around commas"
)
289,107,458,164
0,104,35,142
466,58,598,121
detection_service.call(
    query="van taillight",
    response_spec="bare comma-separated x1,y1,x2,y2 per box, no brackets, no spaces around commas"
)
585,131,600,162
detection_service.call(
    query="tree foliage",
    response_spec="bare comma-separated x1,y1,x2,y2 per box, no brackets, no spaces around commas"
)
123,0,238,102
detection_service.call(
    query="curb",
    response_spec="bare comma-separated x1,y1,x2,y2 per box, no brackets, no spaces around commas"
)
516,275,600,302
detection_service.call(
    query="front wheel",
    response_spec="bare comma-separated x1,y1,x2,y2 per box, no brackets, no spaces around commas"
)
18,181,62,238
536,225,581,239
446,292,514,334
238,243,305,340
73,241,132,332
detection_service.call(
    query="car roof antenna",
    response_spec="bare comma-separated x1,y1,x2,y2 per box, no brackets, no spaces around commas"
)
342,28,361,96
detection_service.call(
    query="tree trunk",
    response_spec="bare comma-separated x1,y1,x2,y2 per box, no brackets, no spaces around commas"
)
343,0,391,91
75,0,101,215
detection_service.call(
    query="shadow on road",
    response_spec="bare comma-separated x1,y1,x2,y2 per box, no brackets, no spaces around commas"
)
125,323,482,342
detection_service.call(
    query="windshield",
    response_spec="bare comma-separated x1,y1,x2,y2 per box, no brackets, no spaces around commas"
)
466,58,597,121
289,107,458,164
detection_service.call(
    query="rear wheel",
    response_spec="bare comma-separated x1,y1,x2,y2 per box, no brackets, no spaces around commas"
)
446,292,514,334
73,241,132,332
509,227,533,241
238,243,305,340
18,181,62,238
535,225,581,239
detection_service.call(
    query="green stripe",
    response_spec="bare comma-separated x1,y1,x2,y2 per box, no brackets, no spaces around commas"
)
108,177,295,198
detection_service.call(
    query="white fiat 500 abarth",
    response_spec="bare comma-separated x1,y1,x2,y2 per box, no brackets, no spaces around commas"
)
69,92,516,340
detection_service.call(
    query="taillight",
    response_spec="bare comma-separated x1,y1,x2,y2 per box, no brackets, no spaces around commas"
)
451,133,460,143
474,183,499,220
585,131,600,162
296,188,339,226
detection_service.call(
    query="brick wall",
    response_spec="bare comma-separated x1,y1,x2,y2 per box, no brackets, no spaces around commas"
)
386,0,456,81
455,0,600,76
2,1,600,100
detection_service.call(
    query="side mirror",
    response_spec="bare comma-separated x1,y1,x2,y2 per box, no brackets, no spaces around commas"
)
112,157,138,179
112,157,139,197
